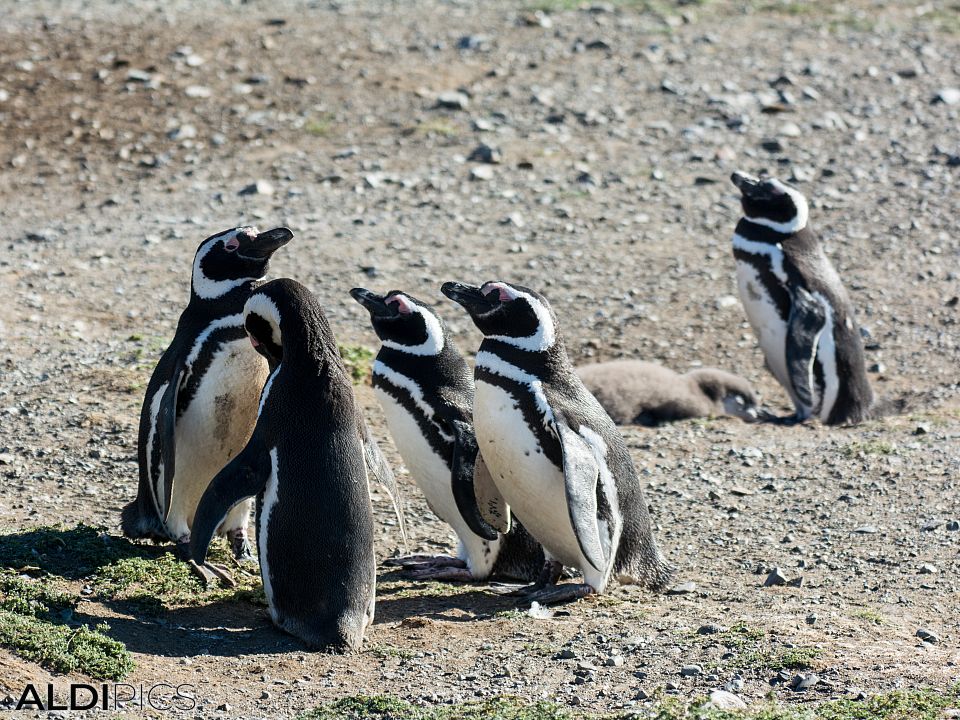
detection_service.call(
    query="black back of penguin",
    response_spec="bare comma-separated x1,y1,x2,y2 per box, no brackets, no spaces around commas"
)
192,278,375,652
249,279,375,651
731,173,873,425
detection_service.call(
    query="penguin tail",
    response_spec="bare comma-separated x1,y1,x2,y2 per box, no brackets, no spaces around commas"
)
120,499,166,541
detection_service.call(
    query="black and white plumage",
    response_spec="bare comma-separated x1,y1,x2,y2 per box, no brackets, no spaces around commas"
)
121,226,293,557
730,172,874,425
190,279,392,652
350,288,543,583
576,361,772,425
441,280,672,603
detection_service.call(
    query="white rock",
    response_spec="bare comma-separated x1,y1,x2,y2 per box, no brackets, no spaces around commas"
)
185,85,212,98
934,87,960,105
705,690,747,710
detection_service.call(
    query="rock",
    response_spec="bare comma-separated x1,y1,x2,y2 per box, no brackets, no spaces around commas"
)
705,690,747,710
168,124,197,141
918,563,938,574
697,623,726,635
790,673,819,691
761,138,785,153
920,518,940,530
435,91,469,110
853,525,879,534
680,664,702,677
469,165,494,181
716,295,739,310
184,85,212,98
779,121,802,137
946,520,960,531
126,69,153,83
606,654,624,667
764,568,788,587
239,180,274,196
556,648,577,660
916,628,939,644
806,614,818,625
467,144,502,164
932,88,960,105
666,581,697,595
914,424,931,436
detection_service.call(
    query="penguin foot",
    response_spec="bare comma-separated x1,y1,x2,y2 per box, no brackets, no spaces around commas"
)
493,559,564,597
405,566,475,582
188,560,237,588
385,554,466,569
520,582,594,606
228,528,255,563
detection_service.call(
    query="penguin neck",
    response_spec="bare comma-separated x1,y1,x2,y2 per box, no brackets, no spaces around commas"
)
189,278,262,316
279,312,346,382
376,338,457,370
479,336,567,376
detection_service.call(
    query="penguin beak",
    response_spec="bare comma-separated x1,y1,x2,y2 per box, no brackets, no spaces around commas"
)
731,171,776,201
441,282,496,313
238,227,294,260
349,287,397,318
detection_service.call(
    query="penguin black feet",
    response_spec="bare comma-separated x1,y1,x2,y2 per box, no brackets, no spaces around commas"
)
523,583,594,606
119,501,166,542
174,541,236,588
228,528,255,563
385,555,474,582
491,559,564,598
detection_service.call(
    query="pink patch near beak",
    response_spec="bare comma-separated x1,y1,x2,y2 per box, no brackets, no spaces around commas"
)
225,237,240,251
387,295,414,315
250,335,260,348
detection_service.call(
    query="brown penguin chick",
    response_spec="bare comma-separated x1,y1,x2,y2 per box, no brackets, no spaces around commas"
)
576,360,772,426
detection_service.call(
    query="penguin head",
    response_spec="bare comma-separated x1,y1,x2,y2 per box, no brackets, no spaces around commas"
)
243,288,284,369
688,368,774,423
731,171,808,233
441,280,557,352
349,288,445,356
191,226,293,300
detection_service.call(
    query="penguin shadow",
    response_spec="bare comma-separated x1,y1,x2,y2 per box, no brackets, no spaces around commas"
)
372,567,521,625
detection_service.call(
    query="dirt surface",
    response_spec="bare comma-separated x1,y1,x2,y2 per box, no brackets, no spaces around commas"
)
1,0,959,717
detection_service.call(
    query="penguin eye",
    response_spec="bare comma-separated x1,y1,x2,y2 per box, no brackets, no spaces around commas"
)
224,237,240,252
387,295,413,315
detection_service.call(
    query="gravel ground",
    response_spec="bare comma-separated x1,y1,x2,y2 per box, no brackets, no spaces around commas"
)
0,0,958,717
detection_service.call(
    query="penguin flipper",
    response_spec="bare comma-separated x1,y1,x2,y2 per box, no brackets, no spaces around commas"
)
474,453,511,534
555,420,608,575
786,286,827,412
189,436,270,564
360,420,407,545
445,416,499,541
158,365,183,522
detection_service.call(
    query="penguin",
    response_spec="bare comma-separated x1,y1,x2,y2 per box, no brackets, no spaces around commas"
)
730,171,874,425
121,226,293,558
190,278,393,652
349,287,543,583
441,280,673,604
576,360,774,425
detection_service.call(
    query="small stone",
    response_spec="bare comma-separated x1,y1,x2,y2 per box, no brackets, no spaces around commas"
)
918,563,938,575
790,673,819,691
786,576,804,588
634,689,649,700
239,180,274,196
556,648,577,660
469,165,494,181
185,85,212,98
467,144,502,164
916,628,939,644
933,88,960,105
126,69,153,83
697,624,726,635
260,691,271,700
764,568,788,587
667,581,696,595
761,138,785,153
806,614,818,625
606,654,624,667
716,295,739,310
705,690,747,710
435,91,469,110
946,520,960,531
914,424,931,436
168,124,197,141
869,362,885,373
853,525,879,534
779,121,802,137
920,518,940,530
680,664,703,677
217,703,230,712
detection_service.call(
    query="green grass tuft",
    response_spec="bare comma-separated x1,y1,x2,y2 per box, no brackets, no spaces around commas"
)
0,524,148,578
340,344,376,384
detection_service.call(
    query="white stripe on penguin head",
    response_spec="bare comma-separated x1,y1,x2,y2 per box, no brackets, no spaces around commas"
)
744,180,809,235
243,292,283,348
482,282,556,352
191,227,265,300
380,294,445,356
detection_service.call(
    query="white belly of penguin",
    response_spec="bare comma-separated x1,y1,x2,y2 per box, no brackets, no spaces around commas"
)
373,387,499,573
474,380,587,572
165,339,267,537
735,261,791,394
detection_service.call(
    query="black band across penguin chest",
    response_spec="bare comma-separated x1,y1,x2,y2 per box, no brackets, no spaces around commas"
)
175,323,250,416
474,342,563,469
733,220,793,321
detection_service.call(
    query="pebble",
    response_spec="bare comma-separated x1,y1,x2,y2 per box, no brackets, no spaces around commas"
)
680,664,703,677
556,648,577,660
469,165,494,181
697,623,726,635
436,91,469,110
168,124,197,141
184,85,212,98
705,689,747,710
666,581,697,595
947,520,960,531
916,628,939,644
918,563,938,575
790,673,819,691
763,568,788,587
467,144,502,164
933,87,960,105
239,180,274,196
715,295,739,310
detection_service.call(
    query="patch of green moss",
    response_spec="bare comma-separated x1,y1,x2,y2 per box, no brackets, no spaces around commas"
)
301,696,581,720
0,571,133,680
0,524,150,579
340,344,375,384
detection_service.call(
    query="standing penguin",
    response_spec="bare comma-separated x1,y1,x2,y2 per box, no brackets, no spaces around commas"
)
121,226,293,558
441,280,673,604
350,287,543,583
730,172,874,425
191,279,390,652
